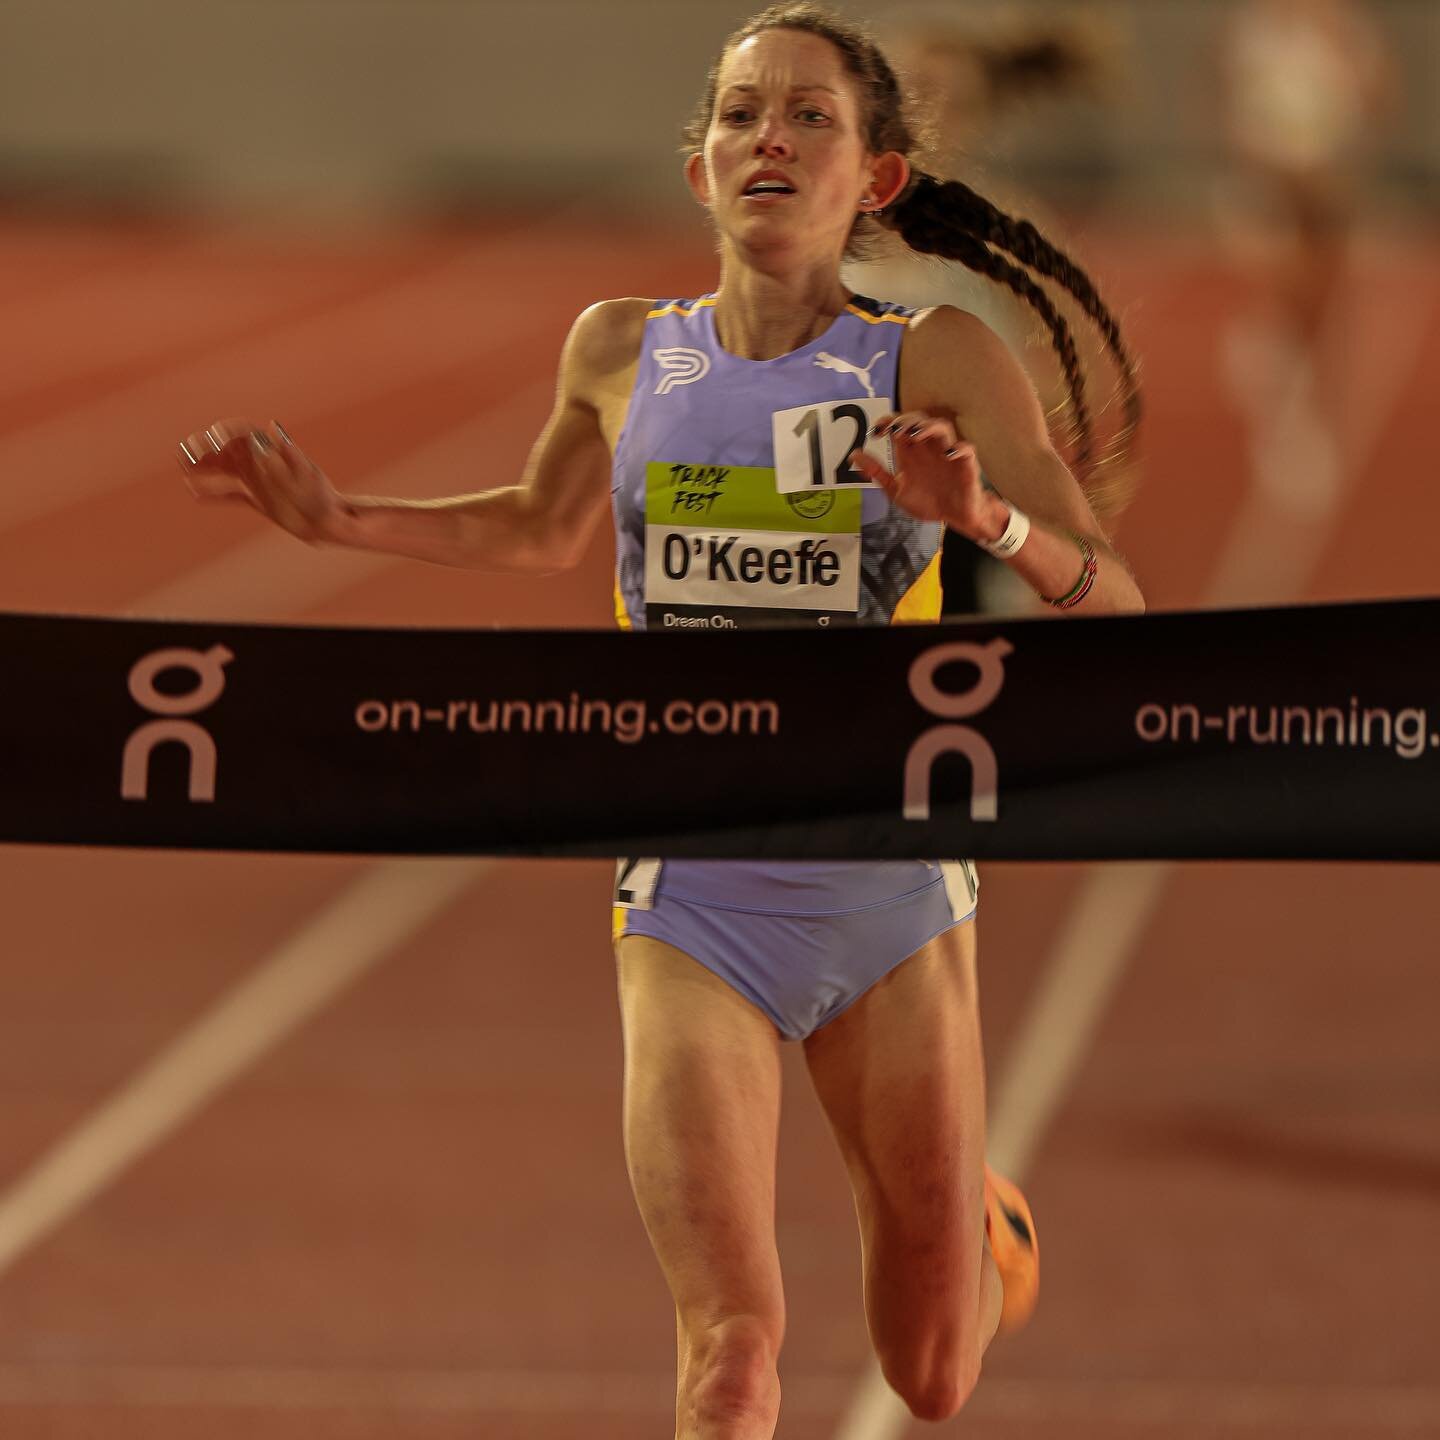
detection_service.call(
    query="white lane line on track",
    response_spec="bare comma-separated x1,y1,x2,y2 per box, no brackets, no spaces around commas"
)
832,259,1437,1440
0,1366,1437,1430
984,861,1170,1179
0,214,594,1344
0,795,491,1275
0,858,482,1280
0,372,562,1272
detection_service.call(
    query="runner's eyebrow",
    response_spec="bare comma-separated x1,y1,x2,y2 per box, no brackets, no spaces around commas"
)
722,84,838,96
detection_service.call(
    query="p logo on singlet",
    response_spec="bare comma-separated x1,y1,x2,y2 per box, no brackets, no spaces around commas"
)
652,348,711,395
903,639,1013,822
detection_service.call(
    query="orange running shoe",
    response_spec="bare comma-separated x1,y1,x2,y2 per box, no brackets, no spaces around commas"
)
984,1166,1039,1334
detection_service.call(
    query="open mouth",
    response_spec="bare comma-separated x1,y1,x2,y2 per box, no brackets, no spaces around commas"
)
742,173,797,201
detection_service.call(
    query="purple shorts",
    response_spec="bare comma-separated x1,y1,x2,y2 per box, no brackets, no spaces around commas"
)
613,860,977,1041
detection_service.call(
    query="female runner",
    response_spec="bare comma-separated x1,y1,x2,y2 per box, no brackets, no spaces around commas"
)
180,6,1145,1435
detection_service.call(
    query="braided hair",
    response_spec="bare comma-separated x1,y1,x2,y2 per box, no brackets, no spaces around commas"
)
684,3,1141,514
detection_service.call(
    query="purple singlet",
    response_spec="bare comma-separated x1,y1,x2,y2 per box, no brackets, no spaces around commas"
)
610,292,977,1036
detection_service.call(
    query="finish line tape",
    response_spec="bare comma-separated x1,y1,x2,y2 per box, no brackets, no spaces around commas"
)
3,597,1437,860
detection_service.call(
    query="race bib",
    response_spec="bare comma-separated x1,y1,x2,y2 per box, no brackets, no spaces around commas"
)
771,396,895,494
644,462,862,630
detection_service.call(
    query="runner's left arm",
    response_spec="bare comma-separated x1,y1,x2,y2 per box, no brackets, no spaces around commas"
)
847,304,1145,615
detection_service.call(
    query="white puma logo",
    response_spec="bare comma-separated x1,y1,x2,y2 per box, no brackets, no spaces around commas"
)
814,349,886,399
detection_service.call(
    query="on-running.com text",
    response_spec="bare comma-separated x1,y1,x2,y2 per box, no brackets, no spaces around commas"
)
1135,698,1434,759
355,693,780,745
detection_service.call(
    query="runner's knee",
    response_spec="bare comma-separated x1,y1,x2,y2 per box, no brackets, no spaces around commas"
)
680,1313,783,1429
880,1336,981,1424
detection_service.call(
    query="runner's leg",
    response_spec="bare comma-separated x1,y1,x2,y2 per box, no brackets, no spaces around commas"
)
802,922,1003,1422
616,934,787,1440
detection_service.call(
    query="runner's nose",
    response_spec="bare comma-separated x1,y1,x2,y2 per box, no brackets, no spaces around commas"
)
751,115,795,160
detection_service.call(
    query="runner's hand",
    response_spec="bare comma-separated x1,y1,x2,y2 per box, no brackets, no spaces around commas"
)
848,411,1001,542
177,419,351,544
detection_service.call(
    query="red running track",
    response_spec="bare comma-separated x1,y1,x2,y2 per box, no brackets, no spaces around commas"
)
0,210,1435,1439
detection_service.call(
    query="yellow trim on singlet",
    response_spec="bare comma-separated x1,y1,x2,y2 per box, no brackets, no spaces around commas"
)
613,574,633,631
845,303,911,326
890,549,944,624
612,905,628,941
648,297,906,326
647,297,719,320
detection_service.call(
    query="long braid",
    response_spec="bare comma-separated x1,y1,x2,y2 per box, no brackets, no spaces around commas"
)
887,175,1141,505
902,221,1096,469
922,176,1141,437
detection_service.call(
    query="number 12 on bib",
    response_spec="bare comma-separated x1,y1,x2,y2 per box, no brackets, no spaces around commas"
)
771,398,896,494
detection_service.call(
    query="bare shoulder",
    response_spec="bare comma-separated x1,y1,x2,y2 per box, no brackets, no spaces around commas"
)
903,305,1013,389
902,304,1047,441
564,298,652,392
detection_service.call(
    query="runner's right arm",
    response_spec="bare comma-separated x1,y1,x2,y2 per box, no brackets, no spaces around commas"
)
178,299,645,573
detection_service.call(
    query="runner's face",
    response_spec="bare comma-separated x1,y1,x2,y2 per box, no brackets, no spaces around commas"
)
688,30,879,257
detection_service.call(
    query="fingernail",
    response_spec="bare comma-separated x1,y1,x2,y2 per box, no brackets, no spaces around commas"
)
177,439,200,467
203,427,222,453
945,447,960,459
870,423,884,436
907,424,921,437
250,429,272,454
886,423,901,436
274,421,294,445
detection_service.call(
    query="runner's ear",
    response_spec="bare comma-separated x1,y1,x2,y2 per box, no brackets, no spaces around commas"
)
685,151,712,207
866,151,909,212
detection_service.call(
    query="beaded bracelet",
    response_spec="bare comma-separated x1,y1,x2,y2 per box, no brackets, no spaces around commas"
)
1044,532,1098,609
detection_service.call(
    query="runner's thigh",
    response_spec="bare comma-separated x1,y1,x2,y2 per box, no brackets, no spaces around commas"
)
801,923,988,1367
615,933,787,1338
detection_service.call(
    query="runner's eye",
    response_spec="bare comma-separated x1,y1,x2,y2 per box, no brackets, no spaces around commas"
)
720,107,755,125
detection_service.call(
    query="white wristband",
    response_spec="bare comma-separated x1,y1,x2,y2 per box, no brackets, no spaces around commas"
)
979,503,1030,559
